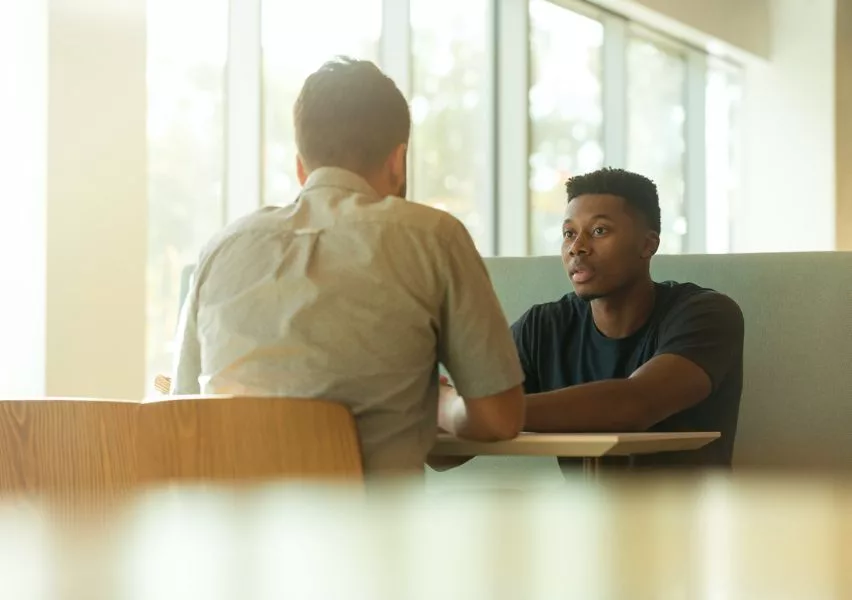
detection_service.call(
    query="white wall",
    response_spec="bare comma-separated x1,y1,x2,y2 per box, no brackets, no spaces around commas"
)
595,0,838,253
736,0,837,252
633,0,770,57
0,0,48,396
0,0,147,399
589,0,771,58
45,0,147,398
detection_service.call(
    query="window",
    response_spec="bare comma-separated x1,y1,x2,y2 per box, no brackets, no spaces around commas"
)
146,0,749,385
262,0,382,206
410,0,491,252
529,0,604,255
705,60,743,254
626,35,687,255
146,0,228,386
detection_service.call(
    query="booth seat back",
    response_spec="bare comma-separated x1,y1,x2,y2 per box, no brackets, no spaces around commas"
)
484,252,852,470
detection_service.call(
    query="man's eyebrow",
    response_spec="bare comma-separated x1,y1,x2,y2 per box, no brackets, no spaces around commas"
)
563,214,615,226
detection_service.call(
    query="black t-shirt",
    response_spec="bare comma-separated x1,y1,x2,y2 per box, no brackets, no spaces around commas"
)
511,282,744,468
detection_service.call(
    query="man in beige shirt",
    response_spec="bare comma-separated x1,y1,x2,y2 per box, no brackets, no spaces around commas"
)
171,57,525,475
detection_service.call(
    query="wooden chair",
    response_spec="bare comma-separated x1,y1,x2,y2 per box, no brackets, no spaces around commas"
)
0,396,364,511
0,398,138,510
137,396,364,484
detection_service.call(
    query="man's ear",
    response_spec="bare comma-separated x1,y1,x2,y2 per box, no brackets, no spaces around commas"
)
388,143,407,182
642,231,660,259
296,154,308,186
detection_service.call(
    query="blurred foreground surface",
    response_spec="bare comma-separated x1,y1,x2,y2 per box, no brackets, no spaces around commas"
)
1,472,851,599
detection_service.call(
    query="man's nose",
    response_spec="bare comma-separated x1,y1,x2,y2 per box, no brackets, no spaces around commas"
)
567,233,590,256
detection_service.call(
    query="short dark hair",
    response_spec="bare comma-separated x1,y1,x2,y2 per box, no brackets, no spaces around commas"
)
294,57,410,175
565,168,661,233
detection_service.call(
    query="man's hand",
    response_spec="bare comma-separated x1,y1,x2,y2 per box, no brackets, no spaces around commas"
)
429,374,525,470
438,377,525,440
430,376,475,470
437,378,457,431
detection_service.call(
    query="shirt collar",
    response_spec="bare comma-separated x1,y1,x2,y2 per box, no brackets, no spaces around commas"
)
302,167,380,199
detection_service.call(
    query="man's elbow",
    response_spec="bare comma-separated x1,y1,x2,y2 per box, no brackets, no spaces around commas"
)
624,411,660,433
624,391,694,432
482,413,524,441
466,385,525,441
615,391,671,432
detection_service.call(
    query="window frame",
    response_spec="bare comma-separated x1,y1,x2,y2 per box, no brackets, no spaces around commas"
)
221,0,743,253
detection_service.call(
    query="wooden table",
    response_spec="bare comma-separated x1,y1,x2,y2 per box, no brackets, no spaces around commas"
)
432,431,721,477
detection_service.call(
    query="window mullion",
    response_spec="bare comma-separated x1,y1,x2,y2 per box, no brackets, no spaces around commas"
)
496,0,530,256
602,12,627,168
224,0,262,221
685,49,708,253
380,0,412,97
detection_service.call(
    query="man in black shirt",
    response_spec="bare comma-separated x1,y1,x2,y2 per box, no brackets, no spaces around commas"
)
511,168,744,468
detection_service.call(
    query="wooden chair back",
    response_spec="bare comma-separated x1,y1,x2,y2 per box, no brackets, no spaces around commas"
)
137,396,364,483
0,399,138,509
0,396,363,510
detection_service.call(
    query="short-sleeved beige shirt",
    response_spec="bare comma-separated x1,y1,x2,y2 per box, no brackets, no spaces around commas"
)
171,167,524,474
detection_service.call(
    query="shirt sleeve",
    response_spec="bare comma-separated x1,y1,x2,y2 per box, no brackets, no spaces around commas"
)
170,273,202,395
655,291,744,392
437,220,525,400
511,308,541,394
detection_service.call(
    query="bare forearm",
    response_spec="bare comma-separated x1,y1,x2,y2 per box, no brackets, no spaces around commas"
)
438,395,504,441
524,379,654,433
438,390,524,442
524,354,713,433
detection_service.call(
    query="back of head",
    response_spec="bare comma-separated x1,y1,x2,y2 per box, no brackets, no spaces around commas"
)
294,57,411,178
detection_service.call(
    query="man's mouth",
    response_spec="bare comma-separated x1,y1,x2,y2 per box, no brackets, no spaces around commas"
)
570,265,594,284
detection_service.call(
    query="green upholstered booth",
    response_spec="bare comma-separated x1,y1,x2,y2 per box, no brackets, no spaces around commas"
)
478,253,851,466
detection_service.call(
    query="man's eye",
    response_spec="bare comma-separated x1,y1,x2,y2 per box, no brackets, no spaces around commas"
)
592,227,607,236
563,230,575,239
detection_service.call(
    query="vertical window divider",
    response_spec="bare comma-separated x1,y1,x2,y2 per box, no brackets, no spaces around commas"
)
224,0,262,221
380,0,413,194
685,48,708,253
496,0,530,256
380,0,412,95
480,0,498,256
602,12,627,168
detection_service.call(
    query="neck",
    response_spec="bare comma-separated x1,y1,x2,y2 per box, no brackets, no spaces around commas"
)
363,174,392,197
302,165,392,197
590,276,656,339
